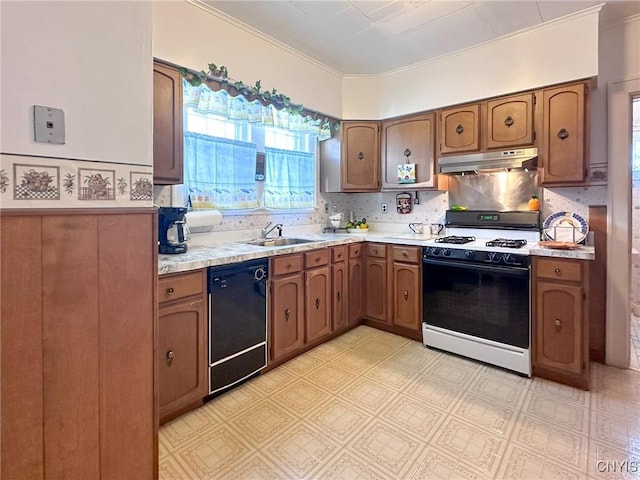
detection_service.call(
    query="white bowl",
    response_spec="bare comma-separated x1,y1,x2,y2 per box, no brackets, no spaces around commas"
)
330,219,341,228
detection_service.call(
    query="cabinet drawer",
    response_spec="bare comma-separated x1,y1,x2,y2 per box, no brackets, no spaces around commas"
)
271,254,303,276
331,245,347,263
349,244,363,258
392,246,421,264
536,258,583,282
159,270,205,303
305,249,330,268
366,243,387,259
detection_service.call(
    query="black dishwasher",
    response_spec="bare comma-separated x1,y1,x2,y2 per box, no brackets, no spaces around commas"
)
208,259,268,395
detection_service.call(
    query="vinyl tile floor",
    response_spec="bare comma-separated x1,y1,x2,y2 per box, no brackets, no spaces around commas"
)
159,326,640,480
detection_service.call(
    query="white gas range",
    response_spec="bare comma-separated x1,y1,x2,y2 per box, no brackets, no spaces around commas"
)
421,210,540,377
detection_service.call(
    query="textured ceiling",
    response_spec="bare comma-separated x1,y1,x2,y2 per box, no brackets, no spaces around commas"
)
196,0,640,75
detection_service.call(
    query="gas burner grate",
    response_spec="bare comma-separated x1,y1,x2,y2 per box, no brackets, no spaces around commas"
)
485,238,528,249
434,235,476,245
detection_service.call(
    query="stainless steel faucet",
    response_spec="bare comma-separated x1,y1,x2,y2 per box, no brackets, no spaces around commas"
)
261,222,283,238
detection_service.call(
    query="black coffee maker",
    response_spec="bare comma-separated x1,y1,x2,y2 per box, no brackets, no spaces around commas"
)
158,207,189,254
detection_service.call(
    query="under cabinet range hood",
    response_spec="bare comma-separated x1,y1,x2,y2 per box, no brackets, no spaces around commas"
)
439,148,538,174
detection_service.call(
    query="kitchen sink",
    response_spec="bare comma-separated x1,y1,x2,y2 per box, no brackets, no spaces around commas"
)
242,237,317,247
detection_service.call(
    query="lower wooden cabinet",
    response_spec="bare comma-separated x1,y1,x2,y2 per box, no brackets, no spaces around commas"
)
270,269,305,362
348,244,365,324
532,257,590,390
392,262,421,331
305,264,331,343
158,269,208,424
331,246,348,332
365,243,390,322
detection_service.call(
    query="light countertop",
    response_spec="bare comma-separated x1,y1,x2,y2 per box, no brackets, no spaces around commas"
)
159,231,595,275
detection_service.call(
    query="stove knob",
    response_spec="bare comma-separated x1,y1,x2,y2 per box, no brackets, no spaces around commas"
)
432,247,441,256
443,249,451,257
503,253,515,264
464,250,475,259
488,252,500,263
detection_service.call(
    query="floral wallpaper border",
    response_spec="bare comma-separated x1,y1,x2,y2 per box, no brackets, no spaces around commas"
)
1,154,153,208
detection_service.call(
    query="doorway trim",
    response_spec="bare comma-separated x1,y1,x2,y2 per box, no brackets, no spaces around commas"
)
606,77,639,368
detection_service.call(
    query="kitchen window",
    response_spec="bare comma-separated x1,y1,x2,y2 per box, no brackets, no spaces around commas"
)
182,81,320,211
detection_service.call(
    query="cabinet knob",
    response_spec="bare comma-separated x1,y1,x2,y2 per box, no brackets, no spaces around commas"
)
337,254,343,259
455,124,464,135
357,152,364,160
166,287,174,295
404,148,412,159
166,350,174,366
504,116,514,127
554,268,561,275
557,128,569,140
402,252,408,257
285,309,291,321
315,257,321,263
286,263,292,270
337,291,341,301
315,298,321,309
554,319,562,332
403,290,409,301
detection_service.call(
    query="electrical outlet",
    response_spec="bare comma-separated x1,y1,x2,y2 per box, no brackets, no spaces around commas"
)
324,202,329,213
381,203,388,214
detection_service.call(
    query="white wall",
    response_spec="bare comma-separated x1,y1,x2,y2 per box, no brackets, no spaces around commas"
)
343,8,600,119
0,1,153,165
152,1,343,119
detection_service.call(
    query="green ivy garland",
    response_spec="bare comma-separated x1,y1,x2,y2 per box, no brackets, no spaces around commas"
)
178,63,338,133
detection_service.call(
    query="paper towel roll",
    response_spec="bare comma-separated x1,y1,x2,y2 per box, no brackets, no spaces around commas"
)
185,210,223,232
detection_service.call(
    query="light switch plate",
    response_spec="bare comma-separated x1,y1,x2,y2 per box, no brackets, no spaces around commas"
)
33,105,65,144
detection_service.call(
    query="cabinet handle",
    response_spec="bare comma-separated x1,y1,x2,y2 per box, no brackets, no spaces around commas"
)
554,319,562,332
337,291,341,301
315,298,320,309
166,350,174,366
286,263,292,270
357,152,364,160
402,252,408,257
557,128,569,140
315,257,321,263
554,268,561,275
285,309,290,321
504,116,514,127
455,124,464,135
404,148,412,159
337,253,343,259
166,287,174,295
403,290,409,301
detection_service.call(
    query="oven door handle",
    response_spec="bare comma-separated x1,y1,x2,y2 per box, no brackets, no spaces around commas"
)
422,258,529,276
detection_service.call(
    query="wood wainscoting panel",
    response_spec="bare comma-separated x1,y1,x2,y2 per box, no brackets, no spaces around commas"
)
42,215,101,479
588,205,607,363
1,216,44,480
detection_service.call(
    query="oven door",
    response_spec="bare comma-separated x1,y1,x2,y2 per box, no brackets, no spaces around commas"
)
422,258,530,348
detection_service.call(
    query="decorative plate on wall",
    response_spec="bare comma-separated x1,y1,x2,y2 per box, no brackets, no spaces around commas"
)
542,211,588,243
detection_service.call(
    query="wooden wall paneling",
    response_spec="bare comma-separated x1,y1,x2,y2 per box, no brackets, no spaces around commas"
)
1,216,44,480
588,205,607,363
42,215,100,479
98,213,157,478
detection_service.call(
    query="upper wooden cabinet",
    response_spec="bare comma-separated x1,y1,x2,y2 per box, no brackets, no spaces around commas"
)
341,121,381,191
485,93,535,150
153,61,183,185
381,112,438,190
439,104,480,154
539,83,587,186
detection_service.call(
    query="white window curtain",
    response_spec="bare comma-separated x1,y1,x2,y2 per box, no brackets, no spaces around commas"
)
264,147,315,209
184,132,260,210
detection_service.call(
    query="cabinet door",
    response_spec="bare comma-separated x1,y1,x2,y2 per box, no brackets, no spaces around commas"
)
381,113,437,189
539,83,586,185
365,257,389,323
392,262,422,331
305,266,331,343
153,61,183,185
332,262,348,332
341,122,380,191
486,93,535,149
439,104,480,154
270,273,304,361
534,281,583,375
348,257,364,324
158,299,207,422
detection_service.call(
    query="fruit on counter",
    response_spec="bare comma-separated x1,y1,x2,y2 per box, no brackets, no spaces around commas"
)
450,205,467,211
346,218,368,229
528,194,540,211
